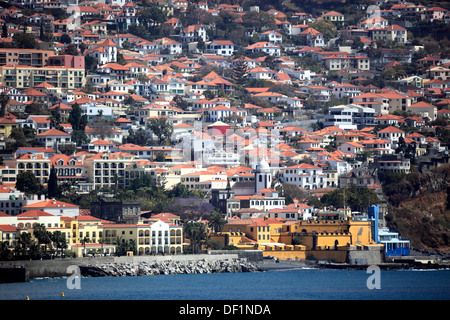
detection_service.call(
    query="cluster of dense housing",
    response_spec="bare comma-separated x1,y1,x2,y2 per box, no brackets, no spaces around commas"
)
0,0,448,261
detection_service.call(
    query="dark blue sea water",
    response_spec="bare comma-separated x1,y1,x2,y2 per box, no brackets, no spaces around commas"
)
0,268,449,301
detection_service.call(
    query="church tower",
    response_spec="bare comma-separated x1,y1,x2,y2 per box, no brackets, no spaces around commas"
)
255,158,271,193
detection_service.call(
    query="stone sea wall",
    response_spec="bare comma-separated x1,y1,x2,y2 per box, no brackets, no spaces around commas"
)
1,253,261,279
80,258,260,277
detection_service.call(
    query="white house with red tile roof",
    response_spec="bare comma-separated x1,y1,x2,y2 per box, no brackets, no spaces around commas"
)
368,24,408,44
337,141,365,155
407,101,438,120
244,41,281,56
206,40,235,56
259,30,283,44
36,128,72,148
22,200,79,217
11,209,62,228
246,67,276,80
376,114,403,126
406,132,427,144
86,38,118,64
280,163,328,190
358,139,393,155
154,37,182,55
332,83,361,99
299,27,325,47
26,115,51,134
377,126,405,147
423,6,447,22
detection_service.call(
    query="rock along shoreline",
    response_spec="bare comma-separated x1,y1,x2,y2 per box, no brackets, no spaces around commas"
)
80,258,261,277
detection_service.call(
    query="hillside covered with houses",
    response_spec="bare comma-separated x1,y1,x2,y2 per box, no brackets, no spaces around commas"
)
0,0,449,259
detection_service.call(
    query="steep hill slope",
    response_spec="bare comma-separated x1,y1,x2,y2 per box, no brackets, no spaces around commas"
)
383,164,450,252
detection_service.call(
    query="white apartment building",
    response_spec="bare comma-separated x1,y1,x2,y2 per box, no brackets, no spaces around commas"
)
377,126,405,147
324,105,359,130
280,163,328,190
332,83,361,99
324,104,376,129
83,152,136,189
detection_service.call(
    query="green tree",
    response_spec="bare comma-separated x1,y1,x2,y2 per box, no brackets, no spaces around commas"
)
184,221,207,254
173,95,189,110
0,241,13,260
16,171,42,195
80,236,90,257
320,186,379,212
9,127,29,148
232,57,248,87
0,92,8,117
208,210,226,233
71,129,89,147
68,103,88,146
2,23,7,39
13,33,38,49
16,232,35,259
60,33,71,44
47,165,59,199
33,224,52,255
137,6,167,35
63,43,78,55
147,117,173,145
50,231,67,256
205,238,223,250
124,128,150,145
242,11,276,33
68,103,87,131
309,20,338,42
85,55,97,72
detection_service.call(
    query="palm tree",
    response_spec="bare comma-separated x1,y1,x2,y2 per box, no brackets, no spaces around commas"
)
183,221,207,254
16,232,35,259
33,224,52,255
99,237,107,256
0,92,9,117
79,236,90,257
50,231,67,256
208,210,226,233
0,242,13,260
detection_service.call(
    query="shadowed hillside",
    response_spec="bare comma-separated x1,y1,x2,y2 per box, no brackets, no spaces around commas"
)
382,164,450,252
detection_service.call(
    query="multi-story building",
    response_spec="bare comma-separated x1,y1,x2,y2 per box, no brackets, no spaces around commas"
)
324,105,359,130
375,155,411,174
377,126,405,148
0,65,85,91
83,152,136,190
14,152,51,184
35,128,73,149
0,48,54,67
368,25,408,44
206,40,235,56
321,11,344,24
332,83,361,99
324,104,376,129
100,219,184,255
325,54,370,71
280,163,328,190
90,199,141,224
245,42,281,56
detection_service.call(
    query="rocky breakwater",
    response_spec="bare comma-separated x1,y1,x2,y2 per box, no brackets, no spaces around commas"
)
80,258,260,277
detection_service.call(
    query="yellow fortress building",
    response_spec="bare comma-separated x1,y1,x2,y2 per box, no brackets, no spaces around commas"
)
211,214,383,263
